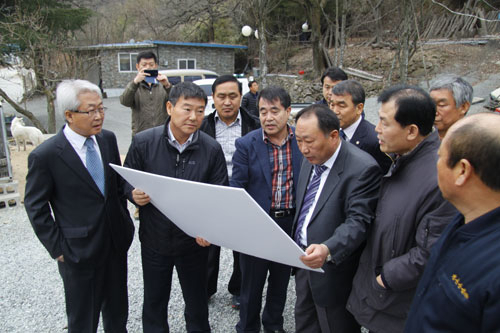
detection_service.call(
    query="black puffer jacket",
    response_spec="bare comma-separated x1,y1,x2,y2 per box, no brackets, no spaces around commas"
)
124,120,228,256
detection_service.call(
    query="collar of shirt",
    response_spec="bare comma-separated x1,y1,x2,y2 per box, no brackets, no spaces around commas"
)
63,124,102,166
322,140,341,172
215,110,241,126
262,126,294,146
341,116,362,141
167,122,194,150
63,124,98,150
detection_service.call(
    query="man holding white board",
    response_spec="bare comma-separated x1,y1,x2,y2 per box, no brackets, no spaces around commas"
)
123,82,227,333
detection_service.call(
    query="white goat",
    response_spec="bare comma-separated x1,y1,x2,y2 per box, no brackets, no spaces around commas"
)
10,117,44,151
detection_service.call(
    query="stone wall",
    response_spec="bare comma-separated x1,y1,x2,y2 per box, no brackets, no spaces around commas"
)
100,48,145,90
262,74,383,102
156,45,234,75
263,75,323,103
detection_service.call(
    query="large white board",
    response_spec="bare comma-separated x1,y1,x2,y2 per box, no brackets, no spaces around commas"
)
111,164,322,272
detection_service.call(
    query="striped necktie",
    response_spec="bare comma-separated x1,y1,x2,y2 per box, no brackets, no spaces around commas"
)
340,129,347,141
84,138,105,195
294,164,328,246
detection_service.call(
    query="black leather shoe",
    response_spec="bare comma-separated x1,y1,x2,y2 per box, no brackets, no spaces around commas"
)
231,295,240,310
264,329,286,333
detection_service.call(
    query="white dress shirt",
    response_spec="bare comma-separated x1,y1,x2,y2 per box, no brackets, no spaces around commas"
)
341,116,362,142
298,141,342,245
63,124,102,167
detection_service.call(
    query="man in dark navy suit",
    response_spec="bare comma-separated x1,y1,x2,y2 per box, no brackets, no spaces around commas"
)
329,80,392,173
25,79,134,333
231,86,302,333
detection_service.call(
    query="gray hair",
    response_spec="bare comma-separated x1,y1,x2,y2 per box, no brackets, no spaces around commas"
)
429,75,473,109
56,80,102,118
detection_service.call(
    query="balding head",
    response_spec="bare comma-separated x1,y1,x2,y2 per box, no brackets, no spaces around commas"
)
444,113,500,191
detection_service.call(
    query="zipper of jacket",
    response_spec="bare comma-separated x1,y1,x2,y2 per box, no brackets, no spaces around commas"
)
175,154,180,178
175,153,186,177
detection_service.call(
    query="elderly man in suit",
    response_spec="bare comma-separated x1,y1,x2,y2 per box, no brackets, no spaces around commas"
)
24,79,135,332
231,86,302,333
329,80,392,173
293,104,382,333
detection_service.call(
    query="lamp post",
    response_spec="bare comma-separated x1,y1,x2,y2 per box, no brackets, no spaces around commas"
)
241,24,267,86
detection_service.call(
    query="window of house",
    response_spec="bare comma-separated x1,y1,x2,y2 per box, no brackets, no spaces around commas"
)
118,53,138,72
178,59,196,69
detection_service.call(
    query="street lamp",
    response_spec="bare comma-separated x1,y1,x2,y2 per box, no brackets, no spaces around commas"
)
241,25,262,78
241,25,259,39
241,25,252,37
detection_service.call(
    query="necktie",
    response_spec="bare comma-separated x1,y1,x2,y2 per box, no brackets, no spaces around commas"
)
294,164,328,245
340,129,347,141
85,138,105,195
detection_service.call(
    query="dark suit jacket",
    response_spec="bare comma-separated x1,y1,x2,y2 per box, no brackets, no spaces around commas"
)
24,128,134,267
231,128,302,213
200,107,260,139
350,119,392,174
292,141,381,307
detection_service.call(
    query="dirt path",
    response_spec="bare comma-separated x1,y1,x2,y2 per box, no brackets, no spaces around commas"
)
8,144,32,202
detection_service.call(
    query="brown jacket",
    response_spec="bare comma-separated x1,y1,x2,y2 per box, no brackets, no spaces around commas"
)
119,80,170,135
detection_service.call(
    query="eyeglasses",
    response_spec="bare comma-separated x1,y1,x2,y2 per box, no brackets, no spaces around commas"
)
71,107,107,116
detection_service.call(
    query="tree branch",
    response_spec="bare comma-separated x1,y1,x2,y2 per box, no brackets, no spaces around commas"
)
431,0,500,22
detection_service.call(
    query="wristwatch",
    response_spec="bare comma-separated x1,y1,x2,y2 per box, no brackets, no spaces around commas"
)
323,244,332,263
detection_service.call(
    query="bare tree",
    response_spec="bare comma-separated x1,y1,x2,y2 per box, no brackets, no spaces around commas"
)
1,3,91,133
235,0,283,87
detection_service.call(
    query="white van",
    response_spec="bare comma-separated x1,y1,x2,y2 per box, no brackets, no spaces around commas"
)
158,69,218,85
193,78,249,115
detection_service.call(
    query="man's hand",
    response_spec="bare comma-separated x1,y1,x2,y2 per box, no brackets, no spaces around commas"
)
56,255,64,263
157,74,171,88
376,274,386,288
300,244,329,269
196,237,211,247
132,188,151,206
133,69,148,84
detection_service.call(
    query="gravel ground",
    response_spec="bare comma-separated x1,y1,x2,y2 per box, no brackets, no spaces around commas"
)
0,203,297,332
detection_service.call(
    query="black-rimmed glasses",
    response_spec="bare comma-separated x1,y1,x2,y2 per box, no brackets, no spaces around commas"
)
71,107,107,116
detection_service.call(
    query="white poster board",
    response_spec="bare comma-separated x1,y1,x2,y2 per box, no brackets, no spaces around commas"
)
111,164,322,272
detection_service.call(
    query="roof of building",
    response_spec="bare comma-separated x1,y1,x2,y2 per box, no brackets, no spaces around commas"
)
75,40,247,51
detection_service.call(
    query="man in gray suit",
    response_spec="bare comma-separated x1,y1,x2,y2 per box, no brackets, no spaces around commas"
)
292,104,382,332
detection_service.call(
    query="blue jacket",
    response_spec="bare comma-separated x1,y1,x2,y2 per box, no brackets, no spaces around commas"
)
230,128,302,213
405,206,500,333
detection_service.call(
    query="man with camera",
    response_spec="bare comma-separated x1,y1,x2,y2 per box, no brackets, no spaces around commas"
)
120,50,172,136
